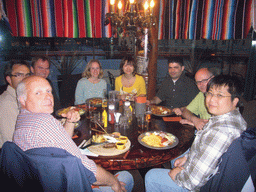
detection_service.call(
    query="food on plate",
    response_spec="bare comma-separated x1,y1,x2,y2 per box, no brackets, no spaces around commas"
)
151,106,172,115
116,141,125,150
92,134,106,143
58,106,85,116
141,131,176,147
88,98,102,106
111,132,121,138
119,136,128,144
103,143,116,148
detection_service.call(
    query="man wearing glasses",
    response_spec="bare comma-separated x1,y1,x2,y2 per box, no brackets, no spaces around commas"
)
0,60,30,147
173,68,216,130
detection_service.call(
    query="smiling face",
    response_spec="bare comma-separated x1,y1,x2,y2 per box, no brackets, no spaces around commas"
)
6,64,30,89
90,62,100,78
195,68,213,93
123,61,135,75
205,85,238,116
20,76,54,114
168,62,184,81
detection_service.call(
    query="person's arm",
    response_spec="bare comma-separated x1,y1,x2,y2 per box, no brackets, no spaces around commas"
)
62,109,81,137
74,80,85,105
148,96,162,105
93,165,126,192
182,108,208,130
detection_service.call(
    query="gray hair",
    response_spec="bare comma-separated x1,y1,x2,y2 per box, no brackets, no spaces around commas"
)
16,81,27,108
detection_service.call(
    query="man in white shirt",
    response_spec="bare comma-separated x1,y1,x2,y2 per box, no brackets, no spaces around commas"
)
0,60,30,147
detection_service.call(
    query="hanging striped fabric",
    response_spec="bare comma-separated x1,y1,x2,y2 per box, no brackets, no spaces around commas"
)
2,0,253,40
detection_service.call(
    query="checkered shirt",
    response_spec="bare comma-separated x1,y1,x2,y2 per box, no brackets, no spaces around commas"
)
13,109,97,175
175,109,247,191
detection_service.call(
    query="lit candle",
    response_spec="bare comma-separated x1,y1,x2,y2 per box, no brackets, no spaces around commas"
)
118,1,123,16
110,0,115,13
130,0,135,12
144,1,149,16
150,0,155,15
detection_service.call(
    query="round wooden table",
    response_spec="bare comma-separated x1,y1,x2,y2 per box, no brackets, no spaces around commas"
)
74,114,195,171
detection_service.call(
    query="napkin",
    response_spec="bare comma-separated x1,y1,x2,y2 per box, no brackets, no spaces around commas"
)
163,116,182,122
80,148,99,157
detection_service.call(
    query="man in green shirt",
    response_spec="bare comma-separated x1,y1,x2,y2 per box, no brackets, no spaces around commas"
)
173,68,215,130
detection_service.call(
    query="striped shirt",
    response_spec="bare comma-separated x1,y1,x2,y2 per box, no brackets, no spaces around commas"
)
175,109,247,191
13,109,97,175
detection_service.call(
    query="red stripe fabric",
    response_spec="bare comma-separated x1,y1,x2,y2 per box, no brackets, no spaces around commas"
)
77,0,86,37
5,0,17,36
16,0,25,36
63,0,68,37
94,0,102,38
67,0,73,38
55,0,64,37
90,0,95,38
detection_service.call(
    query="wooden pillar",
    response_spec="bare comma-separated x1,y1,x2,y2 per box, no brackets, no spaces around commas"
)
147,1,160,100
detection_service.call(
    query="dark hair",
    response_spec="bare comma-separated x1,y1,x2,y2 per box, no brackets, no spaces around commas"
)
168,57,184,67
207,75,243,106
4,60,30,78
31,56,50,68
119,55,137,75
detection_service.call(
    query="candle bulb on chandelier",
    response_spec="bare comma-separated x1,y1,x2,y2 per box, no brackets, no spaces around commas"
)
118,1,123,16
130,0,135,13
110,0,115,13
144,1,149,16
150,0,155,15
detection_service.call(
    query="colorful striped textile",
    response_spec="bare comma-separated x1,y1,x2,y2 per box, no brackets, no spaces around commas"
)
161,0,252,40
2,0,253,39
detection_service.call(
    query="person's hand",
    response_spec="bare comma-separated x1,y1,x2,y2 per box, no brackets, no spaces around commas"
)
179,119,195,126
111,180,127,192
174,156,187,168
168,167,184,181
173,108,182,116
61,108,80,123
193,118,208,130
146,100,151,105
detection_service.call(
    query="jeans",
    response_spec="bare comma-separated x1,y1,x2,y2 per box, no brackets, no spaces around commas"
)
145,168,189,192
92,171,134,192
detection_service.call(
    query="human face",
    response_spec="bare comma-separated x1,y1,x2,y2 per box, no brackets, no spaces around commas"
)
31,59,50,78
90,62,100,78
123,61,134,75
23,77,54,114
6,64,30,89
195,69,213,93
168,62,184,80
205,85,238,116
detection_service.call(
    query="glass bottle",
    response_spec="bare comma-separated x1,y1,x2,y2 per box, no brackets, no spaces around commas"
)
124,101,132,123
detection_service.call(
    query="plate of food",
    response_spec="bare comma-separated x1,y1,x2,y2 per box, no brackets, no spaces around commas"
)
151,105,173,116
56,106,86,117
138,131,179,150
86,97,102,107
88,133,131,156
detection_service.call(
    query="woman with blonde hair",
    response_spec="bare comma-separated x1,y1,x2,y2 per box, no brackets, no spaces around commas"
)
75,59,107,105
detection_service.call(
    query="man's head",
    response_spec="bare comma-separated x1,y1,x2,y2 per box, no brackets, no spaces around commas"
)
167,58,184,81
17,76,54,114
205,75,243,116
4,60,30,89
195,68,214,93
31,56,50,78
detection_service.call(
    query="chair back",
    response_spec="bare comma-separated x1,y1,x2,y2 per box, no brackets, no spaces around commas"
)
108,71,115,90
0,142,96,192
200,127,256,192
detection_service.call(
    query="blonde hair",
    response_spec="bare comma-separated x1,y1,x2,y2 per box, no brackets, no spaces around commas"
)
82,59,103,79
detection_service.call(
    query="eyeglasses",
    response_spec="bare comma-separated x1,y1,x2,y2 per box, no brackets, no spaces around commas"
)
10,73,31,78
204,92,232,99
196,76,213,85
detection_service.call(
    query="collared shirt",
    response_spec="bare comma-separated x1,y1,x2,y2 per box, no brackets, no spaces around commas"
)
0,85,19,147
13,109,97,175
156,73,199,108
175,109,247,191
186,92,211,120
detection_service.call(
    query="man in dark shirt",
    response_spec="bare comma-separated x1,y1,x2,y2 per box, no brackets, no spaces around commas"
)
148,58,198,109
30,56,61,111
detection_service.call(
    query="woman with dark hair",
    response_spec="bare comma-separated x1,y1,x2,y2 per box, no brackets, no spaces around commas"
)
75,59,107,105
115,56,146,99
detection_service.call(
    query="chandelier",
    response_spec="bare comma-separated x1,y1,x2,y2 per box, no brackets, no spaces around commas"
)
105,0,156,53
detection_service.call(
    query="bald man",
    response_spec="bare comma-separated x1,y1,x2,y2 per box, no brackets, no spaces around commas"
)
13,76,133,192
173,68,215,130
